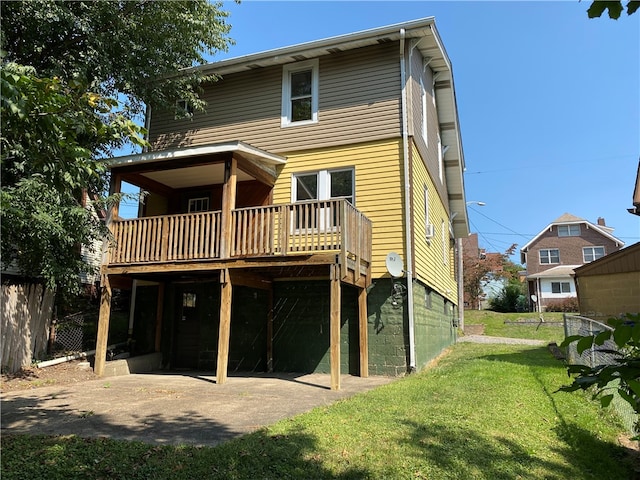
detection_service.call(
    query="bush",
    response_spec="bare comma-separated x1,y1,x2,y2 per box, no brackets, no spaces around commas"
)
545,298,579,312
489,284,522,313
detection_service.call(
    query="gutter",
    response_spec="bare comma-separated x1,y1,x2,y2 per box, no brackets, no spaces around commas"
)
400,28,416,373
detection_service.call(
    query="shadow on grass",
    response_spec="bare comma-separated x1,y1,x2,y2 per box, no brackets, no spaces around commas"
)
479,346,563,368
2,428,371,479
399,419,632,479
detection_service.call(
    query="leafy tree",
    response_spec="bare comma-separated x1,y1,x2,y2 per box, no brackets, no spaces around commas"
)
463,243,518,309
1,1,233,115
558,314,640,437
587,0,640,19
1,63,145,295
1,1,233,297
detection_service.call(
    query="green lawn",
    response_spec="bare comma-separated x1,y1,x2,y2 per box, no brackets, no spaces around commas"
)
2,342,634,479
463,309,567,344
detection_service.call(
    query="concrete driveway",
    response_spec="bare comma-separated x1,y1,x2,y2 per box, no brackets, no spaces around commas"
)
1,372,394,446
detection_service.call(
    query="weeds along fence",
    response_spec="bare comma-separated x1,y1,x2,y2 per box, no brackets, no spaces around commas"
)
563,314,637,435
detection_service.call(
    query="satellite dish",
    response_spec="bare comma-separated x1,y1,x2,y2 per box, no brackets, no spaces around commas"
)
385,252,404,278
530,294,538,303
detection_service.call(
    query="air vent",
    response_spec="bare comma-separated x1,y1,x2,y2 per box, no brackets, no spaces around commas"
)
425,224,435,239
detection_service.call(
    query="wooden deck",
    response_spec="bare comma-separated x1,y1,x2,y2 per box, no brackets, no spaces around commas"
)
104,199,372,285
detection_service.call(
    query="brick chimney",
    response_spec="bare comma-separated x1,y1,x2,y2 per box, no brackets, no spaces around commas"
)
597,217,606,226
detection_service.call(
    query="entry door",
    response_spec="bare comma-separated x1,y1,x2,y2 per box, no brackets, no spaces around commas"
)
174,287,200,368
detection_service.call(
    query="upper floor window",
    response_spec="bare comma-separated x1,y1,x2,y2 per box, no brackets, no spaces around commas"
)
551,282,571,294
175,99,194,119
558,224,581,237
539,248,560,264
441,220,448,265
583,246,605,262
281,59,319,127
420,75,428,143
437,130,444,184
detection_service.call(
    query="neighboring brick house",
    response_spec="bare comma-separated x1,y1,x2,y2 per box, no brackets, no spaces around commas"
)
520,213,624,311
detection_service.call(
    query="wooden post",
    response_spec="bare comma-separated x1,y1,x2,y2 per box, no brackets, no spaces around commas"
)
330,264,341,391
266,286,274,373
216,269,233,385
94,275,112,376
154,282,165,352
220,157,238,259
358,287,369,377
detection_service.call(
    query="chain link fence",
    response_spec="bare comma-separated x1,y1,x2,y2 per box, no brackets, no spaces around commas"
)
563,314,637,435
49,312,86,355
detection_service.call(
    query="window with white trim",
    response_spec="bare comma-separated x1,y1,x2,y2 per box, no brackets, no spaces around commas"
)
281,59,319,127
292,168,354,230
437,130,444,184
551,282,571,294
423,185,431,238
188,197,209,213
583,246,605,262
293,169,353,204
558,224,581,237
420,75,428,143
441,220,448,265
539,248,560,264
175,99,194,119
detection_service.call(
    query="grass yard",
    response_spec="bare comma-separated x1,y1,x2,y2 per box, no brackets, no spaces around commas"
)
464,309,567,344
2,342,635,479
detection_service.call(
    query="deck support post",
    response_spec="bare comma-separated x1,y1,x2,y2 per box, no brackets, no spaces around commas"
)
330,264,341,391
358,286,369,377
94,274,112,377
217,268,233,385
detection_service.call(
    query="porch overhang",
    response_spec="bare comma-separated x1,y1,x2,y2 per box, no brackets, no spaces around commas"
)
106,141,286,189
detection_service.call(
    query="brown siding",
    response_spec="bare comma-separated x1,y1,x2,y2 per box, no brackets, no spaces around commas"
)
526,225,623,275
149,43,403,154
406,48,448,210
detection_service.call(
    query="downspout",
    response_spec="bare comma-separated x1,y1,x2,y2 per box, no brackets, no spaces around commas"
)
143,105,152,153
400,28,416,373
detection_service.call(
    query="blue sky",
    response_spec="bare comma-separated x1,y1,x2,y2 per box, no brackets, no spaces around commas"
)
213,0,639,261
121,1,639,262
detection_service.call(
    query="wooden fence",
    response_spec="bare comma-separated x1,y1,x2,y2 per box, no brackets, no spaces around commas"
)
1,282,55,373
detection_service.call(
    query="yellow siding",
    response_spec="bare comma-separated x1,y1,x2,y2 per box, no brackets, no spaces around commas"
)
273,139,405,278
411,142,457,302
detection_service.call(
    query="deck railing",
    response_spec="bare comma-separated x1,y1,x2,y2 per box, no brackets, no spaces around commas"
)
107,199,371,268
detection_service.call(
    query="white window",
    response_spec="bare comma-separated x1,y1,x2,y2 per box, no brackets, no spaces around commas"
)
423,185,433,239
175,99,194,119
558,225,581,237
551,282,571,294
437,130,444,184
583,246,605,262
281,59,319,127
188,197,209,213
420,75,428,143
292,168,354,230
441,220,448,265
540,248,560,264
293,169,353,204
